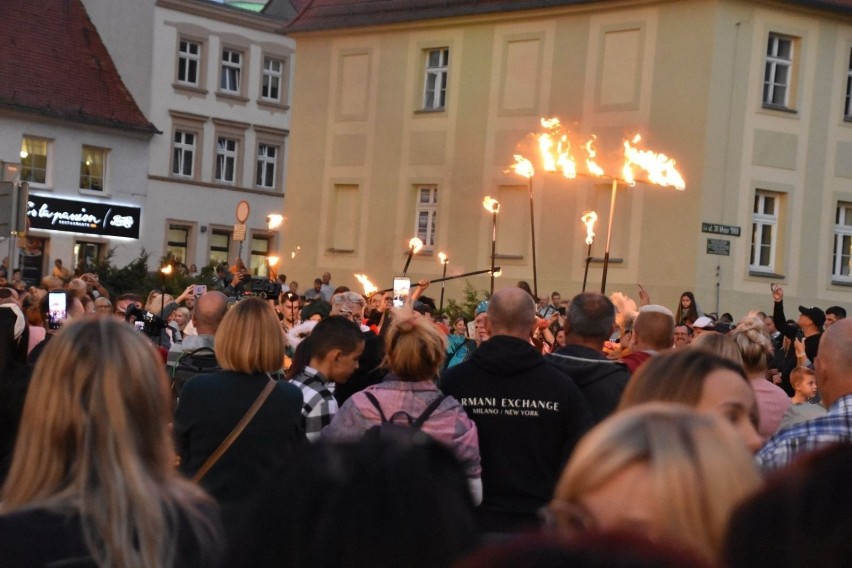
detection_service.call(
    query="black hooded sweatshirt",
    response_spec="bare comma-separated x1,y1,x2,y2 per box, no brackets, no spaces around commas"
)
441,335,593,533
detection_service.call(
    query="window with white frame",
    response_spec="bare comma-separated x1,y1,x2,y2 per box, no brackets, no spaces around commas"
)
415,186,438,250
750,191,779,272
261,57,283,103
177,39,201,86
833,202,852,281
763,33,794,109
20,136,49,184
845,48,852,120
220,49,242,94
172,131,196,177
255,143,278,189
422,48,449,110
79,146,107,191
215,137,238,184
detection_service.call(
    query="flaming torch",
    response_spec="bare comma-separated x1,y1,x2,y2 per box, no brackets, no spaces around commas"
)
402,237,424,276
354,273,377,297
437,252,449,313
580,211,597,292
511,154,538,299
266,256,279,281
483,196,501,296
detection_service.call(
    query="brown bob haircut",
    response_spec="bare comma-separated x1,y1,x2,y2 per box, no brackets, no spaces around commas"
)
215,297,285,374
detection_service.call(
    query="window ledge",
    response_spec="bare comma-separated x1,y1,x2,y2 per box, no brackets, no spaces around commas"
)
761,103,797,115
495,254,524,260
844,116,852,125
257,99,290,112
215,92,249,104
830,279,852,288
590,257,624,264
172,83,208,97
749,270,785,279
414,108,447,115
79,189,111,198
327,248,355,254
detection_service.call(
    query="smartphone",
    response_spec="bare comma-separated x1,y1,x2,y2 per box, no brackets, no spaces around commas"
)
194,284,207,296
770,283,779,293
48,292,67,330
134,320,146,332
392,276,411,308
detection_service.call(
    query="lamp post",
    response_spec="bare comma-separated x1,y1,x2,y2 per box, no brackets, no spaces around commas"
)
482,196,500,296
402,237,424,276
437,252,449,313
580,211,597,292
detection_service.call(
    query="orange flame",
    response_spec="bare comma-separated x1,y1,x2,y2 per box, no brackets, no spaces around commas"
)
510,154,534,178
538,117,577,179
622,134,685,189
438,252,448,265
354,273,377,297
482,196,501,213
584,136,605,177
581,211,598,245
290,245,301,260
408,237,424,254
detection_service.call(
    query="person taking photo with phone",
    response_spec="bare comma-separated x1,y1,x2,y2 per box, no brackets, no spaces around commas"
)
771,284,824,367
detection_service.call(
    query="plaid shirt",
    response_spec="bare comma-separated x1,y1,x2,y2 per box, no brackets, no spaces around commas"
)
756,393,852,472
290,367,338,443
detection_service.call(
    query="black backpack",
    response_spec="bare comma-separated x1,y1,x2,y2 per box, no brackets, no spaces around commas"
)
169,347,222,400
362,391,445,443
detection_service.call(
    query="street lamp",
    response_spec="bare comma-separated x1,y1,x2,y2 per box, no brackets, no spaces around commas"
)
482,196,501,296
402,237,424,276
437,252,449,313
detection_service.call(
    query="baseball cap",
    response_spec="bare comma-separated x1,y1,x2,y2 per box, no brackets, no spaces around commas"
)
475,300,489,316
693,316,715,330
798,306,826,328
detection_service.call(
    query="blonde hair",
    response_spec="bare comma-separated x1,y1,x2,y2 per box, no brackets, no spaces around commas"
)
691,332,744,368
215,297,285,373
2,318,220,566
790,366,816,389
730,316,772,374
145,291,175,316
384,308,447,381
553,403,761,564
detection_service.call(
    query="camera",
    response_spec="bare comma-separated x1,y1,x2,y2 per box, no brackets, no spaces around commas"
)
249,278,282,299
125,304,167,338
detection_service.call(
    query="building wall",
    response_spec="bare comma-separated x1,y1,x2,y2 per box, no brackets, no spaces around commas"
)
283,0,852,314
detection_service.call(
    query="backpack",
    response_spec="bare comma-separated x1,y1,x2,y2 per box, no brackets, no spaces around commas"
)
169,347,222,400
362,391,446,443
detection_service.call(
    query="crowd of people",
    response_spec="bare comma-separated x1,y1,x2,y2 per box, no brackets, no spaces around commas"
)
1,259,851,567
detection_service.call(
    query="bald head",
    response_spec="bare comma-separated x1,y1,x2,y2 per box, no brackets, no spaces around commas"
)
192,291,228,335
486,287,536,340
815,318,852,408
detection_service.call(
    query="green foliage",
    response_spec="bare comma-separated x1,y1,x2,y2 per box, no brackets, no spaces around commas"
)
90,249,211,297
440,281,487,322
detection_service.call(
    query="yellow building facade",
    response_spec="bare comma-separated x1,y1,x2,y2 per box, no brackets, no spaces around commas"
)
282,0,852,316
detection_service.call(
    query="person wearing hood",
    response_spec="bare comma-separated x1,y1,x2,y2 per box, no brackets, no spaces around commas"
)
441,287,593,534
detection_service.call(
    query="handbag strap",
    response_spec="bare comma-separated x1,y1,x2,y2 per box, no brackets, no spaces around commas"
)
192,375,277,483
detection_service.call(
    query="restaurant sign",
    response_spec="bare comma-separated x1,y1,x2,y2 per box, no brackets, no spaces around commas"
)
26,194,141,239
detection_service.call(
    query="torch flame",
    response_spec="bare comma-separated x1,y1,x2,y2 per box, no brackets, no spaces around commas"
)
581,211,598,246
408,237,424,254
584,136,605,177
538,117,577,179
482,196,501,213
267,256,279,267
622,134,686,190
354,274,377,297
290,245,301,260
510,154,534,179
438,252,448,264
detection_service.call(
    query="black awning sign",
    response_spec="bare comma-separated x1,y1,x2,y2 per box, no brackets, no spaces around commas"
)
26,194,141,239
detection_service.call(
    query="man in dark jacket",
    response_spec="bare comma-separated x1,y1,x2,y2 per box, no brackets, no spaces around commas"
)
547,292,630,423
442,287,593,534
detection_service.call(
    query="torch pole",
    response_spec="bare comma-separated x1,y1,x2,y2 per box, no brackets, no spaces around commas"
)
600,178,619,294
490,210,497,296
527,175,538,299
402,248,414,276
582,242,593,292
378,267,499,293
439,261,447,313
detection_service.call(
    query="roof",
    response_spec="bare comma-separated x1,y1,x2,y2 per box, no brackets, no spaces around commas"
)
263,0,311,21
285,0,852,32
0,0,158,133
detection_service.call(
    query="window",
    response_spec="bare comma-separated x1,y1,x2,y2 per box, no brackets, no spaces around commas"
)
256,143,278,189
833,203,852,281
250,235,270,277
20,136,48,184
414,186,438,250
172,131,196,177
209,230,231,266
220,49,242,94
79,146,107,191
261,57,283,102
763,33,794,109
215,137,238,184
750,191,779,272
845,48,852,120
167,225,190,264
422,48,449,110
177,39,201,86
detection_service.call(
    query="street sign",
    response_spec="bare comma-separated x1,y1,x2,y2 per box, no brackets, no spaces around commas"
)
701,222,741,237
233,223,247,242
236,200,250,224
706,238,730,256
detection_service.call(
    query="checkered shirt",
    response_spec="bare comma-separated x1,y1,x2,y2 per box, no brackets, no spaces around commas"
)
290,367,338,443
756,393,852,472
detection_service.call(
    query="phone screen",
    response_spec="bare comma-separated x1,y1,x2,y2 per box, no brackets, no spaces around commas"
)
48,292,67,330
194,284,207,296
392,277,411,308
